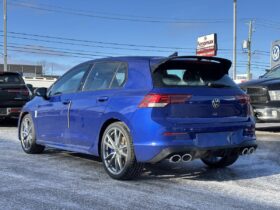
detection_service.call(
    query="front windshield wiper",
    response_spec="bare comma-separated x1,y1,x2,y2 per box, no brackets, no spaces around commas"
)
207,83,232,88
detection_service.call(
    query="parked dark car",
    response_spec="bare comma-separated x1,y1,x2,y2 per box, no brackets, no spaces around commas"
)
0,72,32,120
18,56,257,180
240,65,280,122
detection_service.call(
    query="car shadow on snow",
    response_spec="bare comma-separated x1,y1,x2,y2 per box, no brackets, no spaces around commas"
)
141,141,280,181
42,142,280,182
141,159,277,182
43,148,102,162
0,118,18,127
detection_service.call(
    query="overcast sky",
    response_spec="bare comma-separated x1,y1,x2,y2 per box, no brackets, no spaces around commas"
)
0,0,279,77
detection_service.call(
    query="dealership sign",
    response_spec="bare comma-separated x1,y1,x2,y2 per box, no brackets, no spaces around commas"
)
272,45,280,62
196,33,217,57
271,40,280,69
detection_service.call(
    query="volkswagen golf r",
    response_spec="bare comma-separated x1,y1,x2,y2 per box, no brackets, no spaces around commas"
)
18,56,257,180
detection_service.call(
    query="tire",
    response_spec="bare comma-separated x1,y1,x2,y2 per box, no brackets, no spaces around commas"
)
201,150,239,168
101,122,144,180
20,114,45,154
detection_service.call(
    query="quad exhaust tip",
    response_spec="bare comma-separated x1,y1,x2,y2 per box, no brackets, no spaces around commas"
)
182,154,192,162
169,153,193,163
248,147,255,154
241,148,249,155
169,154,181,163
241,147,255,155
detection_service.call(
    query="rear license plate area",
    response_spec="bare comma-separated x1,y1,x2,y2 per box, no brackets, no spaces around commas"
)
195,132,232,147
0,108,8,116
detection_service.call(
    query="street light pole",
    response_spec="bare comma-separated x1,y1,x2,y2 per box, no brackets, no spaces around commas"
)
3,0,7,72
247,20,253,80
233,0,237,80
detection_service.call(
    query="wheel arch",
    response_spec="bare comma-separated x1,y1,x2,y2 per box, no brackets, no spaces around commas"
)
97,115,132,156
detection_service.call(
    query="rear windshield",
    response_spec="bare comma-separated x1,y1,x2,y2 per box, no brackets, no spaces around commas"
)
0,74,24,85
152,61,236,88
261,66,280,78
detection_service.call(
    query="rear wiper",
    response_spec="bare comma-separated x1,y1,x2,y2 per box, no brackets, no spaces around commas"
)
207,83,231,88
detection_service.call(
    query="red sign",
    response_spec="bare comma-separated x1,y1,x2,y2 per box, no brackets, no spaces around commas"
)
196,34,217,57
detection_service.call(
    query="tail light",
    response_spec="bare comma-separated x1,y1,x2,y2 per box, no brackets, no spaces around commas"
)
236,94,253,117
235,95,251,104
9,108,21,113
7,89,20,93
243,126,255,137
21,90,30,96
139,94,192,108
7,89,30,96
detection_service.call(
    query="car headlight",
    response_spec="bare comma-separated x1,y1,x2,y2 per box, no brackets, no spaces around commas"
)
269,90,280,101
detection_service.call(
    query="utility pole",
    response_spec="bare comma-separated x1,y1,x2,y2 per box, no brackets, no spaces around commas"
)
233,0,237,80
3,0,7,72
247,20,253,80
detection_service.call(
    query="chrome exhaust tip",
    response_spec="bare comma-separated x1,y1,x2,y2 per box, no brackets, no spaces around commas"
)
182,154,192,162
169,155,181,163
248,147,255,154
241,148,249,155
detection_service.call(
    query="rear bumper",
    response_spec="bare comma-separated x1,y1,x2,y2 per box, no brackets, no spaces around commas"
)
147,140,257,163
130,110,256,162
0,107,22,118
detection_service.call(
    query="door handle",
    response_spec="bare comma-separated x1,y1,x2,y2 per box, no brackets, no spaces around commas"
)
37,103,52,108
62,99,71,105
97,96,109,102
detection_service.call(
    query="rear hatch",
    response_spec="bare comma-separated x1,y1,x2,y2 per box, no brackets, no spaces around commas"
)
0,73,30,107
142,56,250,124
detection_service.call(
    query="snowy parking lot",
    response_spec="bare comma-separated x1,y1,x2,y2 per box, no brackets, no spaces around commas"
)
0,120,280,210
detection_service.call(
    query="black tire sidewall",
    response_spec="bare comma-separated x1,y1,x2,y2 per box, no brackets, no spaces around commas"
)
20,114,40,154
201,151,239,168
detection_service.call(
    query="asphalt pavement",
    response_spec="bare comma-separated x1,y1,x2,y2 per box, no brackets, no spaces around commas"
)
0,120,280,210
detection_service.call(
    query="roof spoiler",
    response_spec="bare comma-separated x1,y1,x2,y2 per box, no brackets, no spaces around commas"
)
151,56,232,73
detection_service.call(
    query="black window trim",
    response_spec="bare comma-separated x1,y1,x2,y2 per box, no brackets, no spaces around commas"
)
81,61,128,92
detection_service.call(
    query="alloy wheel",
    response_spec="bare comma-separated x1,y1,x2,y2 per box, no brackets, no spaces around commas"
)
20,117,33,150
102,127,128,175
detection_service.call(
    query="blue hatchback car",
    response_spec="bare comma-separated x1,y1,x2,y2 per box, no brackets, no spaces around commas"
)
18,56,257,180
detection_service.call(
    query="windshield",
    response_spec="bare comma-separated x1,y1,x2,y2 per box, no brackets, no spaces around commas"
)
262,66,280,78
152,61,237,88
0,74,24,85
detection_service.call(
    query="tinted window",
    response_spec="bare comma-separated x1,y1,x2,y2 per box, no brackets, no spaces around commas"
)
0,74,24,85
83,62,126,91
111,63,127,88
153,62,236,88
49,64,89,96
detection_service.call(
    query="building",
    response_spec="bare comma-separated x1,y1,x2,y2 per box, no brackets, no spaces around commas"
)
23,76,58,88
0,64,58,88
0,64,43,77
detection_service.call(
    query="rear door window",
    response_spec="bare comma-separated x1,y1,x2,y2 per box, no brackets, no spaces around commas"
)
153,61,236,88
83,62,127,91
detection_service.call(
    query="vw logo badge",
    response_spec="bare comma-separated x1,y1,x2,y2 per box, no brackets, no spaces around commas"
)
212,98,220,109
272,45,280,62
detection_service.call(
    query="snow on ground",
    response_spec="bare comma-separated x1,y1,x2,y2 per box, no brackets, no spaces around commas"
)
0,121,280,210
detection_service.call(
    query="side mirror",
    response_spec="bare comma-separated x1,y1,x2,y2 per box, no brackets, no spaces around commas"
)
34,87,48,99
